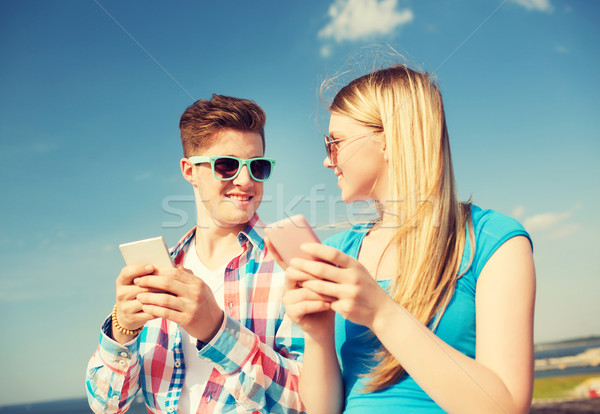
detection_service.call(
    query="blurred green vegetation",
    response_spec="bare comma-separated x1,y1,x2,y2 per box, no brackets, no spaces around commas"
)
533,373,600,400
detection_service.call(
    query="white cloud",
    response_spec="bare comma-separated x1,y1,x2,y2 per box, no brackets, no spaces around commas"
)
512,205,526,219
321,45,332,58
523,204,580,234
319,0,414,43
510,0,553,13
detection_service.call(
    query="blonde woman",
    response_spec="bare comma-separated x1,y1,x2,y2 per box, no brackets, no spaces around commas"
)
270,65,535,413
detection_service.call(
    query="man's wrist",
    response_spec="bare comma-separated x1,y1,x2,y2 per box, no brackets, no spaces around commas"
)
112,304,143,337
99,315,140,356
198,309,225,343
196,314,259,375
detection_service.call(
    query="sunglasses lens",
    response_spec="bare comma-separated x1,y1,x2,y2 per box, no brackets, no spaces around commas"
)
324,135,335,163
250,159,272,180
213,157,240,179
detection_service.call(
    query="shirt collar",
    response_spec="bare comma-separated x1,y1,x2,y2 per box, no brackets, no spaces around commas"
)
236,213,267,252
170,213,267,264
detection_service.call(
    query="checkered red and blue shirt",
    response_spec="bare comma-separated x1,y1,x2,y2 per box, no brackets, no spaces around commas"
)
86,215,305,413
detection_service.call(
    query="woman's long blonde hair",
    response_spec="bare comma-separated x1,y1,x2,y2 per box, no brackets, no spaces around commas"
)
329,65,473,391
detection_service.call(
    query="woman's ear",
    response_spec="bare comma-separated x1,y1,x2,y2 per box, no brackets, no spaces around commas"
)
180,158,195,184
380,133,389,163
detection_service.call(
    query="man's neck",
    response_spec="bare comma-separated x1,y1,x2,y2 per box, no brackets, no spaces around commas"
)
193,220,247,270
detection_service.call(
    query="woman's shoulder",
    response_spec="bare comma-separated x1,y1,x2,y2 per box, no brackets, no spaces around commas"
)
470,205,530,243
323,222,373,256
465,205,532,278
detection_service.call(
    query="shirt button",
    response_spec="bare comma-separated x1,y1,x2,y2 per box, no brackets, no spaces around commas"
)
120,352,128,358
207,395,212,403
112,395,119,400
174,360,181,368
120,361,125,366
228,301,233,309
168,407,175,412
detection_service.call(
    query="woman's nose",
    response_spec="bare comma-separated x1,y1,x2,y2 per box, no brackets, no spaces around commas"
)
323,156,335,169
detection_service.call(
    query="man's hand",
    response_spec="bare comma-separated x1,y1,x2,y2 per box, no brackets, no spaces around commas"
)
133,265,224,342
114,264,157,344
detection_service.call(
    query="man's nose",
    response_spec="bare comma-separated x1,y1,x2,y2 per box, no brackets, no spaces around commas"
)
233,164,253,185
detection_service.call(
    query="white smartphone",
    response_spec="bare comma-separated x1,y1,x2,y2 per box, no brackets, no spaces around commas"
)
265,214,321,265
119,236,174,267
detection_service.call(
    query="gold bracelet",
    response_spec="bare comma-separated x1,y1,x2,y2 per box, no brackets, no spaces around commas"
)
112,304,143,336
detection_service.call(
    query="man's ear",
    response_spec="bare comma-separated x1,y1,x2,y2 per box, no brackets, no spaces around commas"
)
181,158,195,184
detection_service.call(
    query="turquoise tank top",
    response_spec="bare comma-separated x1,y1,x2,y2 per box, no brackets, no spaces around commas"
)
323,205,531,413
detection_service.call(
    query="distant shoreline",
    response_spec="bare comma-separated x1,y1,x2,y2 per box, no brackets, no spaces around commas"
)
534,338,600,379
0,397,147,414
535,336,600,351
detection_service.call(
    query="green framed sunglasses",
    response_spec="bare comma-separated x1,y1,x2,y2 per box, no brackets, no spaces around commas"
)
188,156,276,182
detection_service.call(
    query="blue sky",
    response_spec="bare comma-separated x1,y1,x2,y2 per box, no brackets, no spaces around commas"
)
1,0,598,405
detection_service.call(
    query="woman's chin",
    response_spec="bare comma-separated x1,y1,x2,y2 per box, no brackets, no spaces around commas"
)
341,192,361,204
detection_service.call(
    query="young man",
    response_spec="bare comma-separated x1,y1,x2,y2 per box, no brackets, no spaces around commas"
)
86,94,305,413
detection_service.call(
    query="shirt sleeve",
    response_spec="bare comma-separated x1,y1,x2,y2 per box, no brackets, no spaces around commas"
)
470,208,532,280
197,312,306,413
85,315,142,414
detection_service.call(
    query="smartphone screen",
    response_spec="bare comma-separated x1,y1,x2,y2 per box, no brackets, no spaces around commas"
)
119,236,174,267
265,215,320,265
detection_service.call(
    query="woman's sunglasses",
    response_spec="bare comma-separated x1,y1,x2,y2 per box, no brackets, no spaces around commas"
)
188,156,276,182
324,130,383,165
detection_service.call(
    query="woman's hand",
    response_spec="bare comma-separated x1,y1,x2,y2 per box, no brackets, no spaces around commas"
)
284,244,346,414
133,265,224,342
267,236,334,341
283,261,335,341
288,243,392,330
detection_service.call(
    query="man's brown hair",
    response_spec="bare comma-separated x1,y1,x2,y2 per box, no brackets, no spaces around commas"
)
179,94,266,157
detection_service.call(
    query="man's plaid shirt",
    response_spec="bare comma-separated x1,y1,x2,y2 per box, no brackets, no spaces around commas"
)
86,215,305,413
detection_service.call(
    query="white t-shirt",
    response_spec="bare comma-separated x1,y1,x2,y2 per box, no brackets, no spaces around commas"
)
177,236,228,414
